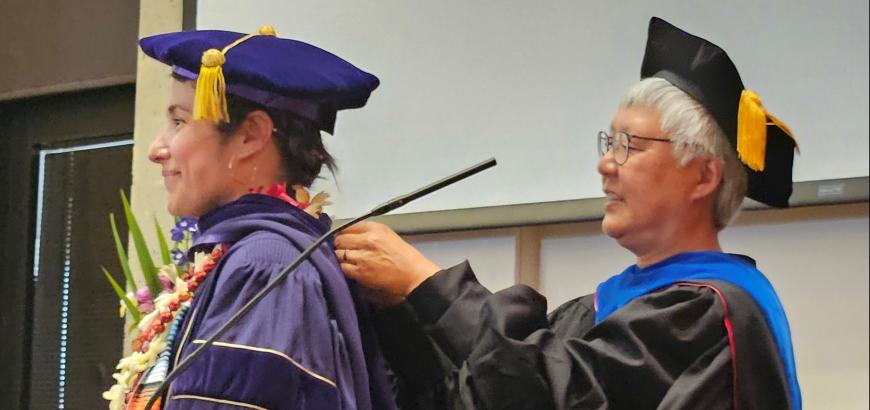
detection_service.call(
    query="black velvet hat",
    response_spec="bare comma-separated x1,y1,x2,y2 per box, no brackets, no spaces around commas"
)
641,17,798,207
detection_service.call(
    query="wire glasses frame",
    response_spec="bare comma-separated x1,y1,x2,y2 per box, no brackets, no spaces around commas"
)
597,131,672,165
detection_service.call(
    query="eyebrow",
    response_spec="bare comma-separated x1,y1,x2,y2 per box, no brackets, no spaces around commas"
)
608,122,620,133
167,105,191,115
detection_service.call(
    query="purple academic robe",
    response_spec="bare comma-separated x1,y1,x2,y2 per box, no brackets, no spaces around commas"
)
163,194,396,410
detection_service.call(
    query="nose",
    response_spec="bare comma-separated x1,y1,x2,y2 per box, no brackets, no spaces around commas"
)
148,132,170,164
597,149,618,178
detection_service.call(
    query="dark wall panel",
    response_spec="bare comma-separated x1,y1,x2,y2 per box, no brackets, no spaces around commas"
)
0,0,140,99
0,84,135,409
30,146,132,409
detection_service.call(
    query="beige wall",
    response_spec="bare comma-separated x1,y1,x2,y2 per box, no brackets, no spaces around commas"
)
128,0,185,274
126,0,184,350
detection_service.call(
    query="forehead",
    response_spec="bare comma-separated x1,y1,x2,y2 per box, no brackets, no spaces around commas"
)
168,79,195,111
610,105,663,136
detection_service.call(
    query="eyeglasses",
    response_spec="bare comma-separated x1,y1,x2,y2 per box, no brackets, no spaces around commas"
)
597,131,672,165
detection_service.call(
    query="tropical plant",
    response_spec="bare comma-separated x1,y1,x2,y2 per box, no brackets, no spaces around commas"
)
101,190,197,330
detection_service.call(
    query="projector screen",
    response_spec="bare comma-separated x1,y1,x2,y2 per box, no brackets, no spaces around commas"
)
197,1,869,220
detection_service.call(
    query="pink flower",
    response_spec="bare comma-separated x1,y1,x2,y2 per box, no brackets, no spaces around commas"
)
158,273,175,292
135,286,154,314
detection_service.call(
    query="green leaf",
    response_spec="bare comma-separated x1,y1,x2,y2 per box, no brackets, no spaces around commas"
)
155,216,171,266
110,213,137,293
120,190,161,297
102,266,142,324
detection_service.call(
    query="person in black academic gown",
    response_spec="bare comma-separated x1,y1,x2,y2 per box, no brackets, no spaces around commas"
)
334,17,802,410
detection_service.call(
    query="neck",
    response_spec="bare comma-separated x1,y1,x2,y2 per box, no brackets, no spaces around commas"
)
635,234,721,268
225,152,287,201
633,210,722,268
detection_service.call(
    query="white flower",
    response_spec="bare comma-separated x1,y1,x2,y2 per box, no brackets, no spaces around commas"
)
153,291,175,308
175,277,189,293
137,309,159,332
159,264,178,281
102,382,126,410
193,251,208,271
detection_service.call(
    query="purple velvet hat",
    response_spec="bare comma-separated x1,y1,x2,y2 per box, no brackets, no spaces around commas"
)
139,26,380,134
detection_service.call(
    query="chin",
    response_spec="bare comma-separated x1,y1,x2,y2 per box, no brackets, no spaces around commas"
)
166,196,192,217
601,215,632,243
169,197,218,218
601,220,620,239
601,212,619,235
166,202,183,217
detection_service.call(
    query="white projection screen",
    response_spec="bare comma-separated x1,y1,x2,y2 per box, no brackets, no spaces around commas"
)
196,1,869,222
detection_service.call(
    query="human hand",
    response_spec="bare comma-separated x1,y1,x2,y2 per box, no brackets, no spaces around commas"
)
335,221,440,305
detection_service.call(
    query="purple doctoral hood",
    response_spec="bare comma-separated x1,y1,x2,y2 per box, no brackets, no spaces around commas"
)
179,194,396,410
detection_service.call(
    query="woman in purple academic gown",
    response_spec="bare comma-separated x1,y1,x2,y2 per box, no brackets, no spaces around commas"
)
126,26,396,410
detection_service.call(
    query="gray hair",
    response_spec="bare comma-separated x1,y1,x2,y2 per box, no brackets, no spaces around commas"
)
619,77,747,230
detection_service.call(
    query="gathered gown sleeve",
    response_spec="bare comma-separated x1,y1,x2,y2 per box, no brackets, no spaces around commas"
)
385,261,790,410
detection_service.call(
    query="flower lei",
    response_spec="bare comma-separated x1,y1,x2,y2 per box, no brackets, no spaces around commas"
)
102,183,327,409
103,244,226,410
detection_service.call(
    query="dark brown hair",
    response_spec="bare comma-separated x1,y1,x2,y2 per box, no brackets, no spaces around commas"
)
172,73,336,187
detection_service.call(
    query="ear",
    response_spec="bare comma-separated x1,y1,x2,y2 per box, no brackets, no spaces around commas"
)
233,110,275,160
690,156,724,202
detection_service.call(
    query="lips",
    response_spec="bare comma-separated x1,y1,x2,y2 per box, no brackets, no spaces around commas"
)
161,169,180,191
604,190,623,201
603,190,624,213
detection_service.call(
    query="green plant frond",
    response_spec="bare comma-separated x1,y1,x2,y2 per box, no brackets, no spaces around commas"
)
102,266,142,323
120,190,161,297
155,216,171,266
110,213,137,293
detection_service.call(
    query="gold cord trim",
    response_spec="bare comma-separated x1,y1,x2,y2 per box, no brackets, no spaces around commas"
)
191,339,338,388
169,394,268,410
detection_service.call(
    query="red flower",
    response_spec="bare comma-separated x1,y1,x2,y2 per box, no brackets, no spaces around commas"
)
264,183,302,207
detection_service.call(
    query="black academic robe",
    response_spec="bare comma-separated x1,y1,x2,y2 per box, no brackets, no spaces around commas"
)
374,261,793,410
